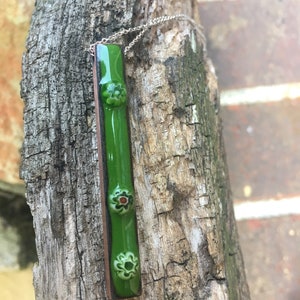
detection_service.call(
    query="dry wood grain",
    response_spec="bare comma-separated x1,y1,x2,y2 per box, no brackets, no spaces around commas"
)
21,0,250,299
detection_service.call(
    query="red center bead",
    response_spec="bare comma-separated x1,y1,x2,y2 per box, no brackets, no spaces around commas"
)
119,196,128,204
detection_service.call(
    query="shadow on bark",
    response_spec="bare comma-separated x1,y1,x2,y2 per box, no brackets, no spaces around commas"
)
0,182,36,268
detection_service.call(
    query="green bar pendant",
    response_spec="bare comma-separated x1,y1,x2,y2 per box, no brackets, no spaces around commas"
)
94,44,141,298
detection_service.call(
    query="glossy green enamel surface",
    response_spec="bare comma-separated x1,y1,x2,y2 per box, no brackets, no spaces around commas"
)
96,44,141,298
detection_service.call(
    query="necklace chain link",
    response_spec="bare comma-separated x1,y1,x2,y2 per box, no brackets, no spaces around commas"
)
90,14,203,56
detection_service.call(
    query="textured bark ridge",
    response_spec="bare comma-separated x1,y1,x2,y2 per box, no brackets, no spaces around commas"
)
127,25,249,299
21,0,250,299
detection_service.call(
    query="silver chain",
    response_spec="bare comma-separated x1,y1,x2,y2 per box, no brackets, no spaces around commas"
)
89,14,204,56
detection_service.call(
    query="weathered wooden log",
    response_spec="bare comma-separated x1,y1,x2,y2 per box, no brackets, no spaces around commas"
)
21,1,250,299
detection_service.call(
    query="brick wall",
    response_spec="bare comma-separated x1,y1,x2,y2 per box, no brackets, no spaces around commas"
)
0,0,33,184
199,1,300,299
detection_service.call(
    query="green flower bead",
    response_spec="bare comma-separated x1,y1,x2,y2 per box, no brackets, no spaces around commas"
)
109,189,133,215
102,81,127,107
113,252,139,280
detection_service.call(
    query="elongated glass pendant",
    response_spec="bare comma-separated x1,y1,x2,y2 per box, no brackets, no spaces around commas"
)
94,44,141,298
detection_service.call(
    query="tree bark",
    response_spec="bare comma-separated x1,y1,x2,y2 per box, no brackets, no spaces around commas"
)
21,0,250,299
